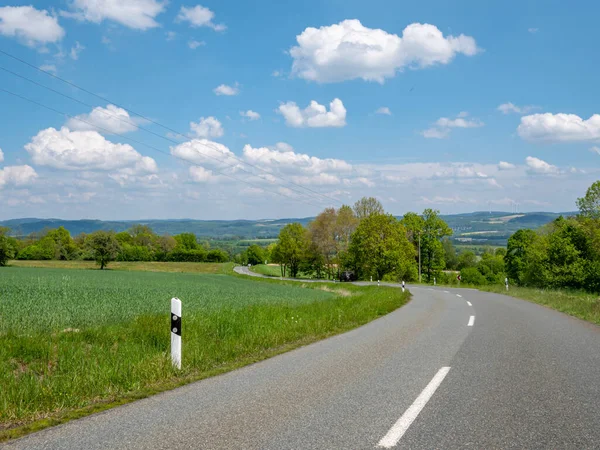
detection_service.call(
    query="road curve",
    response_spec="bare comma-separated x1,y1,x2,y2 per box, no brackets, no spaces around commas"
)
3,282,599,449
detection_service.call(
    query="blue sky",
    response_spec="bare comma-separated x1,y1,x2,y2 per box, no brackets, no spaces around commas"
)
0,0,598,220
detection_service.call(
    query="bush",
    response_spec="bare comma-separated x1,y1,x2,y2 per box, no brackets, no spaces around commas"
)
206,249,229,263
460,267,487,285
167,249,207,262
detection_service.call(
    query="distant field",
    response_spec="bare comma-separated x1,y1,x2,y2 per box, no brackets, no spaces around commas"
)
0,267,409,438
8,260,233,274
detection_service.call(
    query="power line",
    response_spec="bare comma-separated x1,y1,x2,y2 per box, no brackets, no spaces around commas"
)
0,87,328,210
0,49,343,206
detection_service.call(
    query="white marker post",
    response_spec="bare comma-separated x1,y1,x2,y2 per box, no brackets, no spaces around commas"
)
378,280,380,287
434,277,437,286
402,280,405,293
505,277,509,291
171,297,182,370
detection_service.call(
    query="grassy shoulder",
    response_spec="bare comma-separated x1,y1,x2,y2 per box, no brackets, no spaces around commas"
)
7,260,234,274
0,268,409,442
480,285,600,325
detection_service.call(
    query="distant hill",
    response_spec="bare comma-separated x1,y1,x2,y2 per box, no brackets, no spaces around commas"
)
1,211,576,246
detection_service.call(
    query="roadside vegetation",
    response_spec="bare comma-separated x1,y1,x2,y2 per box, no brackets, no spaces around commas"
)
0,266,409,439
7,260,234,274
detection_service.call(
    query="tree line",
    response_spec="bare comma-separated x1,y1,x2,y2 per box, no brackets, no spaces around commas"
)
0,225,229,269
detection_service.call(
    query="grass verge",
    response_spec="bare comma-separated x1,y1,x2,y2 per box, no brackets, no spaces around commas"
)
0,269,409,442
480,285,600,325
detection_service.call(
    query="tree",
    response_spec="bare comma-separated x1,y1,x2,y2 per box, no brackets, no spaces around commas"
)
45,226,78,260
348,214,416,281
505,229,537,284
277,223,309,278
174,233,198,250
442,238,458,270
86,231,120,269
353,197,384,220
420,209,453,282
577,181,600,219
401,212,425,246
0,227,17,266
457,251,477,270
308,208,337,278
246,245,266,266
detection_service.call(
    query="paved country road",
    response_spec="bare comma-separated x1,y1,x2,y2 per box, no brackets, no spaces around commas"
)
4,277,600,449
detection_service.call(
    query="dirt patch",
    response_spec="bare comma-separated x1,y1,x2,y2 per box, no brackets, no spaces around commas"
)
319,286,352,297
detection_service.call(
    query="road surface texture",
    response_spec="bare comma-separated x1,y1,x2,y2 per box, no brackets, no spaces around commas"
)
4,276,599,449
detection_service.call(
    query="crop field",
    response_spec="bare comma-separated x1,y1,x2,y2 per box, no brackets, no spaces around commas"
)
0,267,409,438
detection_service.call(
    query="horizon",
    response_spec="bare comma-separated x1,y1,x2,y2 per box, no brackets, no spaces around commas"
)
1,1,598,219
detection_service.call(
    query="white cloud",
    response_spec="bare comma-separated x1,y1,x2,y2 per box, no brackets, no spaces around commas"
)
525,156,559,174
189,117,224,138
272,70,282,77
66,104,140,135
422,112,483,138
528,28,539,34
590,146,600,155
242,144,352,174
421,195,476,205
0,148,3,163
0,165,38,189
375,107,392,115
176,5,226,31
188,39,205,49
214,84,239,96
25,127,157,173
291,173,341,186
289,19,479,83
189,165,217,183
70,41,85,60
277,98,347,128
40,64,58,74
0,6,65,48
166,31,176,41
62,0,166,30
497,102,539,115
498,161,516,171
240,110,260,120
518,113,600,143
171,139,239,170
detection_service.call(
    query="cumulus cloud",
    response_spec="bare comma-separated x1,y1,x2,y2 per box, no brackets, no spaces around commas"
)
214,84,239,96
289,19,479,83
240,110,261,120
497,102,539,115
590,146,600,155
70,41,85,60
498,161,516,170
189,117,224,138
61,0,166,30
525,156,559,174
0,148,3,163
421,195,476,205
189,165,217,183
0,6,65,48
242,144,352,174
176,5,226,31
0,165,38,189
375,107,392,115
188,39,205,49
25,127,157,173
166,31,176,41
66,104,141,135
518,113,600,143
277,98,347,128
40,64,58,74
422,112,483,138
171,139,239,170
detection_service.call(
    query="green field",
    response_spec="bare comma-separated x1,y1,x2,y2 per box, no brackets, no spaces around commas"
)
0,266,409,439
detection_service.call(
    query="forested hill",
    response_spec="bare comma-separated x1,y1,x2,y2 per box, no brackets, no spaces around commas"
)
1,211,574,244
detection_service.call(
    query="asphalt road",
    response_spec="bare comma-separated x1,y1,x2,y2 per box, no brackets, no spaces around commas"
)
4,276,600,449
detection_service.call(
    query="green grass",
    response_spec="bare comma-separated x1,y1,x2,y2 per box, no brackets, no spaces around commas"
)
0,266,409,439
250,264,329,280
481,285,600,325
8,260,234,274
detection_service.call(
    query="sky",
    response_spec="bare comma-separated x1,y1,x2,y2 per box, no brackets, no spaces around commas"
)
0,0,598,220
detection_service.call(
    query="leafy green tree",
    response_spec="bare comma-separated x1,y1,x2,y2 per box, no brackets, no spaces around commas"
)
174,233,199,250
348,214,416,281
505,229,537,284
401,212,425,245
442,238,458,270
457,251,477,270
577,180,600,219
206,249,229,263
420,209,452,282
46,226,78,260
277,223,309,278
353,197,384,220
86,231,121,269
0,227,17,266
246,244,266,265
